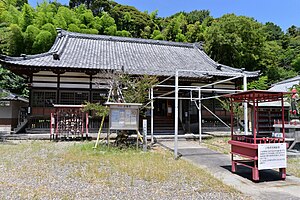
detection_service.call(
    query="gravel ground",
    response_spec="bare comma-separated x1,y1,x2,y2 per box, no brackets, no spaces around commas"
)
0,141,248,200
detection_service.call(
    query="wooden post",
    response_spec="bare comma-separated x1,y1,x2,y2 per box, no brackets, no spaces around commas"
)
55,110,59,141
50,113,53,140
85,112,89,139
94,115,106,149
143,119,147,151
136,130,139,150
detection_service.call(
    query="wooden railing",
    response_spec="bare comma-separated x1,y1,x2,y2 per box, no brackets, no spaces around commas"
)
232,135,285,144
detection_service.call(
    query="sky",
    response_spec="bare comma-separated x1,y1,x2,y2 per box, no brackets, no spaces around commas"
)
28,0,300,31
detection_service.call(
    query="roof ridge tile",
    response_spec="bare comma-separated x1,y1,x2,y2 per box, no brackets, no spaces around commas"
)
60,29,194,48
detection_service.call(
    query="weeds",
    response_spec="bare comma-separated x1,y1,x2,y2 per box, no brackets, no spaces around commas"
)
203,136,231,154
0,140,243,198
287,158,300,177
63,142,238,193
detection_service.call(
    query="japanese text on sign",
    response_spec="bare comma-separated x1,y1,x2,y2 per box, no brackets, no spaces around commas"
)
110,108,138,130
258,143,286,170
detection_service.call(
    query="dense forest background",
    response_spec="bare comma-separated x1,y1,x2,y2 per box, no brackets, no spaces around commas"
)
0,0,300,95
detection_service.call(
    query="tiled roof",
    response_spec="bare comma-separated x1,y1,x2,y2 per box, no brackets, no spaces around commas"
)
0,89,28,103
0,29,259,78
269,76,300,92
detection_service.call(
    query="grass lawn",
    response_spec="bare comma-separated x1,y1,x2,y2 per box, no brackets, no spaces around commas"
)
202,136,300,178
0,141,246,199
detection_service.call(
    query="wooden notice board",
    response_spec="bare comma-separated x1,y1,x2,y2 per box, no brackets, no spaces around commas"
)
106,103,142,130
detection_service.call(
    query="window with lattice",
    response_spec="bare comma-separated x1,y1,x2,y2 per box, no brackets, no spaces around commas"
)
32,91,56,107
91,90,108,103
60,91,89,105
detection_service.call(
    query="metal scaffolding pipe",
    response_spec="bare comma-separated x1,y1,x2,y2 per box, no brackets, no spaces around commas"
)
174,71,179,159
243,74,248,134
202,104,231,129
151,87,154,143
198,88,202,144
177,69,244,77
200,75,242,89
154,97,197,100
150,69,248,159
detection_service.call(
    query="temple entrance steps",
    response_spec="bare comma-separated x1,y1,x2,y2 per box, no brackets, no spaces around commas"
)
147,116,185,134
14,119,28,134
25,128,50,134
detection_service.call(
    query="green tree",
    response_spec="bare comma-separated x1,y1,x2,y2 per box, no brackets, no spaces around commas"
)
15,0,28,9
0,5,21,25
280,36,300,69
140,25,151,39
80,28,99,34
24,25,40,54
53,12,67,29
291,55,300,72
186,21,205,42
79,9,94,26
122,12,132,31
186,10,210,24
90,0,112,15
68,23,81,32
0,24,10,55
32,30,53,53
262,22,284,41
267,66,297,84
204,14,265,71
103,24,117,35
0,1,5,14
259,41,282,70
116,30,131,37
163,13,187,41
110,4,152,37
41,23,57,41
8,24,24,56
69,0,112,15
0,66,28,95
89,16,101,31
175,33,186,42
287,25,300,38
248,76,268,90
149,10,160,30
121,75,158,108
20,3,34,31
34,1,56,28
98,12,116,34
54,6,78,29
0,0,28,10
151,30,164,40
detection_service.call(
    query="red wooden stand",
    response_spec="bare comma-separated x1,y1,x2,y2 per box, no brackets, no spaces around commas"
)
50,104,89,141
226,90,288,181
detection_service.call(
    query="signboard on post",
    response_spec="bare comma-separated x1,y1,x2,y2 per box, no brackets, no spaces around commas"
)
106,103,142,130
258,143,287,170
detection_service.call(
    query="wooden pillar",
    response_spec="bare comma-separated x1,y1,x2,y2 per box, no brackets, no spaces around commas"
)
212,85,215,114
57,73,60,104
28,75,33,115
89,74,93,102
52,70,65,104
85,70,97,103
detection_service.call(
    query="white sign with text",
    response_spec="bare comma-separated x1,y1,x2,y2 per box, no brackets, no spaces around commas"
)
258,143,287,170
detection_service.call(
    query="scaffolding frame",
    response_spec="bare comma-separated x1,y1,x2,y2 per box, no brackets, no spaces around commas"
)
149,69,248,158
